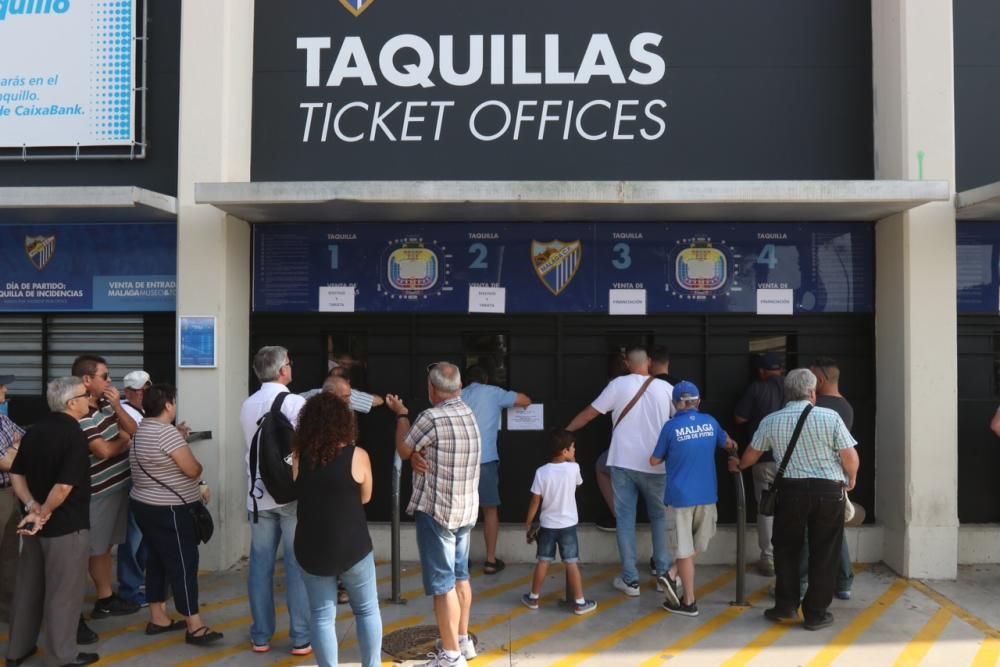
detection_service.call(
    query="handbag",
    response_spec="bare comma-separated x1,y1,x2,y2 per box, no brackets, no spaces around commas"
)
134,449,215,544
757,404,813,517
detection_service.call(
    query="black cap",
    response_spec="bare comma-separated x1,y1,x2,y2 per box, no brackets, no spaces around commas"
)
0,375,14,386
757,352,784,371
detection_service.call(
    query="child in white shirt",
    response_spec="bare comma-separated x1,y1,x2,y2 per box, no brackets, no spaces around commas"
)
521,430,596,615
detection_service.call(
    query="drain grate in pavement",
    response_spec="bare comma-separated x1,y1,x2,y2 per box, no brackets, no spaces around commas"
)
382,625,479,662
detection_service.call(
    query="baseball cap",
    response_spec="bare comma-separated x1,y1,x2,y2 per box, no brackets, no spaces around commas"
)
758,352,784,371
0,375,14,386
123,370,152,390
672,380,700,402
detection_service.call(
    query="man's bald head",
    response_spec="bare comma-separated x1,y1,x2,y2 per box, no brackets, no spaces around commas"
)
322,376,352,403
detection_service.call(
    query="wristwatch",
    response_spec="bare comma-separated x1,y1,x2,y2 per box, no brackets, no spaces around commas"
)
24,500,36,513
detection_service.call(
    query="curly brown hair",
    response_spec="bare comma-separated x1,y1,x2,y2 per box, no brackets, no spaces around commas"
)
293,392,358,470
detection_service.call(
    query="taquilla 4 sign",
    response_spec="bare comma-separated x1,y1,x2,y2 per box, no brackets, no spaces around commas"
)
252,0,874,181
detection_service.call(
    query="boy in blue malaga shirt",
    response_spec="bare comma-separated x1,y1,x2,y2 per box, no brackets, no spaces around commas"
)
650,381,735,617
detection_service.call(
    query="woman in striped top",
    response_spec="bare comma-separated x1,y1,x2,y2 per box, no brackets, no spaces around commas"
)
129,384,223,646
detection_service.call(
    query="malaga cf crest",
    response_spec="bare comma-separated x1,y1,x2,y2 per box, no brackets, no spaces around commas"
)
339,0,375,16
532,240,582,296
25,235,56,271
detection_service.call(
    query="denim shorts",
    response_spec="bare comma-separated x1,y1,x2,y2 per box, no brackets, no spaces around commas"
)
478,461,501,507
414,511,472,596
536,525,580,563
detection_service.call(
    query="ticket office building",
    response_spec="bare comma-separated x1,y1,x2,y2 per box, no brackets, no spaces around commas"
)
1,0,989,579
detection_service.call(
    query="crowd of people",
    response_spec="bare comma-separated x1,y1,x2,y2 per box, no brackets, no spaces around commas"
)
0,343,861,666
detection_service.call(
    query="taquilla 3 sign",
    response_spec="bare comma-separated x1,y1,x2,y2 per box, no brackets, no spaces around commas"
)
252,1,874,181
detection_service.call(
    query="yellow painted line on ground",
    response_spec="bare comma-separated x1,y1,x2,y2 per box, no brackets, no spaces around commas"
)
98,566,418,666
892,607,954,667
720,615,794,667
910,579,1000,645
548,568,738,667
806,578,909,667
637,585,772,667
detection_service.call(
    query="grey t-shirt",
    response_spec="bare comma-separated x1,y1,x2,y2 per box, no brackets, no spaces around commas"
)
816,395,854,431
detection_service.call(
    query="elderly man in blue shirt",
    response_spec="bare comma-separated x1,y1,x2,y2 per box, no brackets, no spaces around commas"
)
460,366,530,575
729,368,859,631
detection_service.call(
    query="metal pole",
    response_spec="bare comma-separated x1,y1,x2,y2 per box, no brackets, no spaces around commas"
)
389,451,405,604
732,471,749,607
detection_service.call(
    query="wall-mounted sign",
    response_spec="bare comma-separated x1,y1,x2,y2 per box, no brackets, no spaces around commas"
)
0,0,136,148
957,223,1000,313
0,222,176,312
178,316,217,369
253,222,873,314
251,0,873,181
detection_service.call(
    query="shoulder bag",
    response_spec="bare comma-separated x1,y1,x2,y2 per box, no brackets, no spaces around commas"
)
613,376,656,430
134,444,214,544
757,404,812,517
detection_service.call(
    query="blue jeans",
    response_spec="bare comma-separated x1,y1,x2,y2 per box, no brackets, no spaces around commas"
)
248,504,310,647
414,511,472,596
536,526,580,563
302,552,382,667
117,504,147,604
610,467,672,585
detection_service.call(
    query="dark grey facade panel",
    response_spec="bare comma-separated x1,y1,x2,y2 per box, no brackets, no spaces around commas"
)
955,0,1000,191
0,0,181,196
251,0,874,182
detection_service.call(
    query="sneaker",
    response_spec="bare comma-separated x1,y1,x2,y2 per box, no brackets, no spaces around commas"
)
649,557,659,576
612,577,640,597
291,644,313,656
250,642,270,653
574,599,598,616
763,607,799,623
91,594,140,619
803,611,835,631
434,637,477,660
521,593,540,610
757,556,775,577
662,598,699,617
595,517,617,532
77,617,99,645
656,573,681,607
836,590,852,600
421,650,468,667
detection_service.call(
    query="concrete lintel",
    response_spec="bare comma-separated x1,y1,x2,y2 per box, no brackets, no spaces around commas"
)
195,179,949,223
957,180,1000,220
0,186,177,223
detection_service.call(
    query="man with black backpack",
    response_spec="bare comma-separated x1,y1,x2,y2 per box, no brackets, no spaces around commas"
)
238,346,312,657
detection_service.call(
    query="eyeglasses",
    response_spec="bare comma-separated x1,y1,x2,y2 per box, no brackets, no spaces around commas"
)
283,359,294,369
66,392,88,405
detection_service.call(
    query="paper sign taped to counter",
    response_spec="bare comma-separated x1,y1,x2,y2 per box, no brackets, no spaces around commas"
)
507,404,544,431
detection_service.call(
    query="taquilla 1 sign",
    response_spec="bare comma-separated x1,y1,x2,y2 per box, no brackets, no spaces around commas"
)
252,0,874,182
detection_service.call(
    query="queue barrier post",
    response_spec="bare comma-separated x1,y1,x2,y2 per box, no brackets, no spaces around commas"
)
389,450,406,605
731,470,749,607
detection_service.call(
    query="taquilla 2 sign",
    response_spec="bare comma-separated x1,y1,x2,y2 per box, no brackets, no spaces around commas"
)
252,0,874,181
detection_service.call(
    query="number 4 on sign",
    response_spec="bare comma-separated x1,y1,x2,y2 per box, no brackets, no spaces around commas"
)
757,244,778,269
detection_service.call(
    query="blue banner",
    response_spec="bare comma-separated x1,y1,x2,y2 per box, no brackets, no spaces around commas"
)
0,222,176,312
253,222,873,314
958,223,1000,313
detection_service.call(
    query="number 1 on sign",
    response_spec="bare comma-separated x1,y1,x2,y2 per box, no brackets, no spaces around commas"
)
328,244,339,269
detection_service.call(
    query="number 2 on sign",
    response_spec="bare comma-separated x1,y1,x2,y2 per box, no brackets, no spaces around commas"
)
756,244,778,269
468,243,488,269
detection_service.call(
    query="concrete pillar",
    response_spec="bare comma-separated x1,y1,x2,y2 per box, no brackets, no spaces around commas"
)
175,0,254,569
872,0,958,578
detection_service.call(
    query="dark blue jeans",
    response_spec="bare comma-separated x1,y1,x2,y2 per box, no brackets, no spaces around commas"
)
117,506,147,604
799,527,853,593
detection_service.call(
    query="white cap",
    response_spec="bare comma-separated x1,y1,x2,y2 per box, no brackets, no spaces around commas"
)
123,370,151,390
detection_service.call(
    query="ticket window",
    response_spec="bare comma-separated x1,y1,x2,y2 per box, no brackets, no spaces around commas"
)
324,333,370,390
608,332,654,377
462,333,509,387
748,334,796,378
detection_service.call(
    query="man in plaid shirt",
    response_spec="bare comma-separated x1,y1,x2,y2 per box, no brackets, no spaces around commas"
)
387,362,481,667
729,368,858,631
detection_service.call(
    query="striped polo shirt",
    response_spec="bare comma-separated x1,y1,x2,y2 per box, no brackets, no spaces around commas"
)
79,398,131,496
130,420,200,506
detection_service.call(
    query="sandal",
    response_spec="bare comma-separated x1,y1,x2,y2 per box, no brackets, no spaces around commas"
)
484,559,506,575
145,619,186,635
185,626,224,646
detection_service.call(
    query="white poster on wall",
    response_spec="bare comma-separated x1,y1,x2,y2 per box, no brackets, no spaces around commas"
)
0,0,136,148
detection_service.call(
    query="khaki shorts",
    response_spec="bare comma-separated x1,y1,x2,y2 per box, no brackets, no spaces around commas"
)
89,486,129,555
668,504,718,559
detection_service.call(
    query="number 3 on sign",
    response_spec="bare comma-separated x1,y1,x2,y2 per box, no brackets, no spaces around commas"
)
612,243,632,270
756,244,778,269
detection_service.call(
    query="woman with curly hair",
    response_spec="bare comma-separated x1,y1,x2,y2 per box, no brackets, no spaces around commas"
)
292,392,380,667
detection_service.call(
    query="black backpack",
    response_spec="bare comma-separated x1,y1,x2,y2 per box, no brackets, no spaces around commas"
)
248,392,297,521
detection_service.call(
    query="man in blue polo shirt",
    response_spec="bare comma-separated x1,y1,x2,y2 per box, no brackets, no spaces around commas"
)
461,366,531,575
650,381,734,617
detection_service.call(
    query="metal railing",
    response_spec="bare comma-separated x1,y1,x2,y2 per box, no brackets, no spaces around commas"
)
732,470,749,606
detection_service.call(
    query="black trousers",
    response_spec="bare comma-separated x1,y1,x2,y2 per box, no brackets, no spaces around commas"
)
771,478,845,622
130,499,201,617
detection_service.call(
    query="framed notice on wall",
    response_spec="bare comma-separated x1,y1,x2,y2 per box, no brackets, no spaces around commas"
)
178,316,217,369
0,0,142,154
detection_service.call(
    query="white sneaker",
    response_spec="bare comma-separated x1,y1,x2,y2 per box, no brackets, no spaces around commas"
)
422,650,469,667
613,576,640,597
435,637,477,660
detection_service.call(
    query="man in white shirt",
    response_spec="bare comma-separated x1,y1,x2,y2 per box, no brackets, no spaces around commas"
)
566,346,675,596
238,346,311,657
